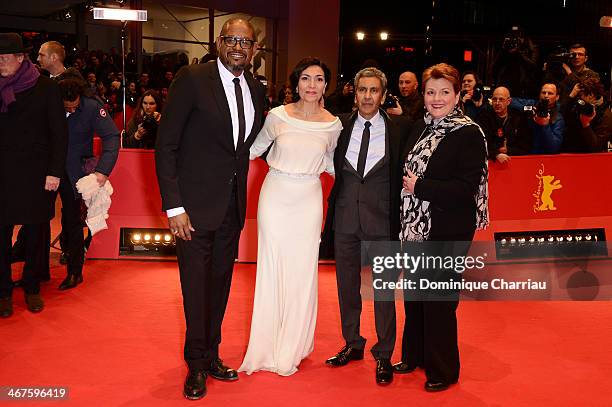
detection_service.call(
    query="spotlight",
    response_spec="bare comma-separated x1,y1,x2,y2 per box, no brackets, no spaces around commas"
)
510,237,516,244
537,237,545,243
566,235,573,242
548,236,554,242
154,234,162,244
576,235,583,241
64,10,73,20
500,238,507,245
356,32,365,40
518,237,526,244
380,32,389,40
143,234,152,242
556,236,564,242
131,233,142,243
529,237,535,243
585,235,592,241
163,234,172,242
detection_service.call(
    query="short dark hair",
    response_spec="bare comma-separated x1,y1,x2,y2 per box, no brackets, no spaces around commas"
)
461,70,480,84
289,57,331,101
569,43,587,53
58,77,85,102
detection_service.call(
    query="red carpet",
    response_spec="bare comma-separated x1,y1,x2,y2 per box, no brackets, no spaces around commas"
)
2,257,612,406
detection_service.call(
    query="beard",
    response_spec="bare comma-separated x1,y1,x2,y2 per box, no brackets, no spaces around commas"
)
220,51,247,74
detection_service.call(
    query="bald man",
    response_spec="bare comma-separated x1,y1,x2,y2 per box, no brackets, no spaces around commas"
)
38,41,67,78
475,86,531,162
387,71,424,120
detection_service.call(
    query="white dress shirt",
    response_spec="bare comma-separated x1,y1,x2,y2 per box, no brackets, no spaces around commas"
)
345,111,386,176
166,59,256,218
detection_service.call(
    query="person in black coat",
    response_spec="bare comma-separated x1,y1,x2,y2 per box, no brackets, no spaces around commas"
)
0,33,68,317
155,18,266,400
395,63,489,392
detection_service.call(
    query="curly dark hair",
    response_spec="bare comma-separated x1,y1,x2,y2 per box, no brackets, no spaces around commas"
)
289,57,331,102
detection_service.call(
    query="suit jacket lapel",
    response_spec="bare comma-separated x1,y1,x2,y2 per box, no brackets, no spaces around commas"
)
242,72,263,148
336,112,357,169
210,62,235,151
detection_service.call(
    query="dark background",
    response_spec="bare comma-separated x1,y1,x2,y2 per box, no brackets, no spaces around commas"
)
339,0,612,94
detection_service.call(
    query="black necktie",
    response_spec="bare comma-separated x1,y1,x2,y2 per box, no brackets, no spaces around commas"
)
233,77,246,151
357,121,371,177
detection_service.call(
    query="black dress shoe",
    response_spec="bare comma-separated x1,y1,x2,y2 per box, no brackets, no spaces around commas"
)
325,346,364,367
0,297,13,318
375,358,393,385
207,358,238,381
392,361,417,374
425,380,455,392
183,369,207,400
25,293,44,313
58,274,83,290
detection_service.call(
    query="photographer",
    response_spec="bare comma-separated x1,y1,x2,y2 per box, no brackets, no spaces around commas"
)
510,82,566,154
491,27,539,98
460,71,485,120
559,44,600,98
476,86,532,163
386,70,423,120
123,89,162,149
560,77,612,153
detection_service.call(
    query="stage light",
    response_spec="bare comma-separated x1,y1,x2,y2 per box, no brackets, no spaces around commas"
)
131,233,142,243
64,10,73,20
585,235,592,241
548,236,555,242
92,7,147,22
566,235,573,242
500,238,507,245
510,237,516,244
380,32,389,40
529,237,536,243
164,234,172,242
537,237,545,243
518,237,526,244
154,234,162,244
356,32,365,40
143,234,152,242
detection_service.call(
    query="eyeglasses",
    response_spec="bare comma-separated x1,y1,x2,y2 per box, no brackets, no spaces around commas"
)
220,36,255,49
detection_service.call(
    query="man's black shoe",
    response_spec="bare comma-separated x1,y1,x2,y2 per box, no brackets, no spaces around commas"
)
25,293,44,313
183,369,207,400
207,358,238,381
392,361,417,374
375,358,393,385
0,297,13,318
58,274,83,290
425,380,455,392
325,346,364,367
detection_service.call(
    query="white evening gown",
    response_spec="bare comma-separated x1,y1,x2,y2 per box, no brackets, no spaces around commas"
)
238,105,342,376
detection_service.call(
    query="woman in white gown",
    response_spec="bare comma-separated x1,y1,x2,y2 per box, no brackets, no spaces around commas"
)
239,58,342,376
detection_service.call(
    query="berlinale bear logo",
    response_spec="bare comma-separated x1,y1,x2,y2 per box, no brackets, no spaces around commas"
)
533,164,562,212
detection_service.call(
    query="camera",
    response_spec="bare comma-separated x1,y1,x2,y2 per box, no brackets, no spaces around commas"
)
502,36,520,51
382,93,399,109
574,99,595,116
523,99,551,118
546,45,575,67
141,114,159,136
461,84,489,102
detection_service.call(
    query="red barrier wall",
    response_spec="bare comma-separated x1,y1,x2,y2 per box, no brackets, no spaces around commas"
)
86,151,612,261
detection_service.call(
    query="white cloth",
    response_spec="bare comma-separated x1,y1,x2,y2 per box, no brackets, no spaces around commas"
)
76,174,114,236
345,111,386,176
239,106,342,376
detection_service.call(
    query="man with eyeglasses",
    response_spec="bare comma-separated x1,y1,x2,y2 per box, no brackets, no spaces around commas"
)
560,43,600,98
476,86,531,162
155,18,266,400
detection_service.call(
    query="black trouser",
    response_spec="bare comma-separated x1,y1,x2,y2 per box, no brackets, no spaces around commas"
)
0,223,47,297
401,300,460,383
334,230,397,359
58,175,85,276
13,223,52,280
177,184,241,371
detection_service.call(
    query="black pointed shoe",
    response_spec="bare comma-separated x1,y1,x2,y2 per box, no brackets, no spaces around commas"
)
325,346,365,367
207,358,238,381
24,293,44,313
425,380,455,392
58,274,83,290
0,297,13,318
375,358,393,385
392,361,418,374
183,369,207,400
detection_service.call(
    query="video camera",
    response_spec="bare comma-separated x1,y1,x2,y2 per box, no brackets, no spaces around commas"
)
546,45,576,67
460,84,490,101
523,99,551,118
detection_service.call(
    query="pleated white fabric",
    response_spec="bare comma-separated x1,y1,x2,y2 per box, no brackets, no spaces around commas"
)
238,106,342,376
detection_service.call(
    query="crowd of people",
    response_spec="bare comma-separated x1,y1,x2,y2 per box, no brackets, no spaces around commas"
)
0,18,610,402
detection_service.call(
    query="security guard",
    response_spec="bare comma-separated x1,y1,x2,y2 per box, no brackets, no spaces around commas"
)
56,75,120,290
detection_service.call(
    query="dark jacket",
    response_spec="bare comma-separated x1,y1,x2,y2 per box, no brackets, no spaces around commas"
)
0,76,68,225
401,120,487,240
65,96,120,194
476,107,532,159
560,98,612,153
320,110,412,257
155,61,266,231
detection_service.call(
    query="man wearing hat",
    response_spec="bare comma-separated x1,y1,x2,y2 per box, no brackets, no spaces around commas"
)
0,33,68,318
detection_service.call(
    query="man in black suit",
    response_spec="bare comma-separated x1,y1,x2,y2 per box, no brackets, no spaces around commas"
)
155,18,265,400
322,67,411,384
